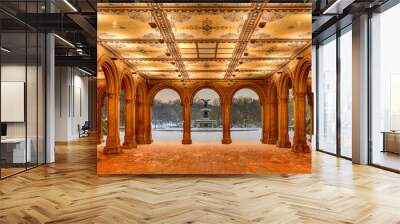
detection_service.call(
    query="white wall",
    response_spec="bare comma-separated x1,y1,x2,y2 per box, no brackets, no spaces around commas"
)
54,67,89,141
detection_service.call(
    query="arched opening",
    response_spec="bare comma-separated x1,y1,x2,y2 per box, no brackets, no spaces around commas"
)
119,85,126,144
151,89,182,142
191,88,222,142
97,59,121,153
100,91,107,144
288,79,294,144
231,88,261,142
306,75,313,145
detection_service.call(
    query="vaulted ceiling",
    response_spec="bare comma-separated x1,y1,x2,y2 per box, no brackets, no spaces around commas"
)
97,2,311,80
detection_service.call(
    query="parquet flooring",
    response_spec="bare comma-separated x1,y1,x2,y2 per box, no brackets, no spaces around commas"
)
1,136,400,223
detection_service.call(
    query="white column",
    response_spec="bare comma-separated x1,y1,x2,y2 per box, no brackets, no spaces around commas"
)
352,14,369,164
46,32,55,163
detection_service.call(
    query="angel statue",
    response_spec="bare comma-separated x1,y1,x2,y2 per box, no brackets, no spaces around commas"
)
200,99,211,118
200,98,210,108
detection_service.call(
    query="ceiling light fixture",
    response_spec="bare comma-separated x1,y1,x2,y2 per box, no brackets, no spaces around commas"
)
322,0,355,15
63,0,78,12
54,34,75,48
243,52,248,57
78,67,93,76
258,21,266,28
1,47,11,53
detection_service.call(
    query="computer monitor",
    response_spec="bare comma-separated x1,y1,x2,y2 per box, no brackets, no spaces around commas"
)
1,123,7,137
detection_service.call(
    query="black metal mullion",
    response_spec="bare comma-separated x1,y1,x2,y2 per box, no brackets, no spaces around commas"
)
36,0,39,168
336,29,341,157
25,0,28,171
315,44,320,151
367,11,373,165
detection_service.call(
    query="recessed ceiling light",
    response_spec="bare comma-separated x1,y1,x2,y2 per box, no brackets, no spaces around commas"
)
1,47,11,53
54,34,75,48
63,0,78,12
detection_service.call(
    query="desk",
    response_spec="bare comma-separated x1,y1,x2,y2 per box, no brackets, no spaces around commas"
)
1,138,31,164
381,131,400,154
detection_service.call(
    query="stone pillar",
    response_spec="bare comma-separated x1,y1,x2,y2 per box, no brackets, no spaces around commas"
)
122,98,137,148
263,101,278,144
222,101,232,144
261,103,269,143
104,92,122,153
136,102,145,144
292,92,310,153
276,97,291,148
182,102,192,144
143,103,152,144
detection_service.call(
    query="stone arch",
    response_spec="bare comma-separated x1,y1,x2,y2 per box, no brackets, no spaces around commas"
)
97,55,121,153
135,82,146,144
120,70,136,148
276,72,294,148
291,58,312,153
293,58,312,94
230,85,264,143
150,87,185,143
190,85,225,105
97,55,118,95
230,82,266,106
277,71,294,99
147,83,185,106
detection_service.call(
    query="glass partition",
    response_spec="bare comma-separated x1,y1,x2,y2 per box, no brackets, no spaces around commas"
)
0,1,46,179
317,35,337,154
370,3,400,171
339,26,352,158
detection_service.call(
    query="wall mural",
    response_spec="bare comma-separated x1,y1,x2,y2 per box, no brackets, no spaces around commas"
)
97,2,313,175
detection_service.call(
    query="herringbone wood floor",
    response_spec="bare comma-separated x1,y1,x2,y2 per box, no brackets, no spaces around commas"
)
1,136,400,224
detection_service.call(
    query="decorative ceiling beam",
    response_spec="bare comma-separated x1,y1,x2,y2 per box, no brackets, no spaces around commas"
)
97,4,311,12
124,57,291,62
150,3,188,79
137,69,275,73
224,2,265,79
99,38,309,44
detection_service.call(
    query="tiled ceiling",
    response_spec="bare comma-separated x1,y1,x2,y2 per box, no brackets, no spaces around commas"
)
97,2,311,80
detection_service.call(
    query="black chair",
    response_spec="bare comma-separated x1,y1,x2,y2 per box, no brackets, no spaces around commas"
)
78,121,90,138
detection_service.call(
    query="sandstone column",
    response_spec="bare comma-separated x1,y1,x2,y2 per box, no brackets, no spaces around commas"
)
261,103,269,143
263,101,278,144
276,96,291,148
136,102,144,144
122,98,136,148
182,102,192,144
222,101,232,144
104,92,122,153
143,103,152,144
292,92,310,153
